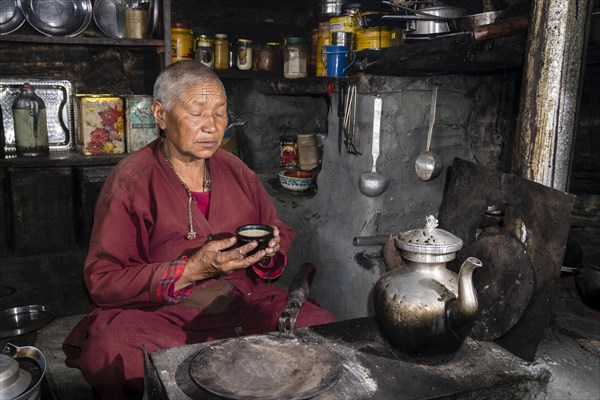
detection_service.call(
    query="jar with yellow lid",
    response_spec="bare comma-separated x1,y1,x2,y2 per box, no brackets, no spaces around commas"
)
214,33,230,70
171,22,194,63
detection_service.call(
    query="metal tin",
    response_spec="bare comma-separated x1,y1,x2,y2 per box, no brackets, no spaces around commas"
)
172,22,194,63
75,95,125,156
355,26,392,50
125,95,159,153
0,78,75,154
280,135,298,169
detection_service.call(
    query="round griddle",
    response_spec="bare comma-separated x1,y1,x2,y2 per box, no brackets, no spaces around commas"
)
467,229,534,341
0,305,55,338
189,335,342,400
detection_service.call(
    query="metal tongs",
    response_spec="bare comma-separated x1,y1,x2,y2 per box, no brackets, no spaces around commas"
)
278,263,316,335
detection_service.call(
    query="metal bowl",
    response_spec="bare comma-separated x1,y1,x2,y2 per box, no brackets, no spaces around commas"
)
17,0,92,37
0,0,26,35
93,0,127,39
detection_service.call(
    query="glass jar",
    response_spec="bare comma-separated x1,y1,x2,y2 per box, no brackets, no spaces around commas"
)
214,33,230,70
258,42,279,72
12,83,49,157
236,39,253,70
283,37,308,79
195,35,214,68
297,132,319,170
171,22,194,63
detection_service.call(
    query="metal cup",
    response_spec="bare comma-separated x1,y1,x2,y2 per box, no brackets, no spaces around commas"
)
331,31,353,49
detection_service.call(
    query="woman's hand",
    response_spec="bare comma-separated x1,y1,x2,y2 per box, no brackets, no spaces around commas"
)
174,236,266,291
263,226,281,259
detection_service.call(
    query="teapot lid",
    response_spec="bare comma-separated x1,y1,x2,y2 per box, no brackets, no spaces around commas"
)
396,215,463,255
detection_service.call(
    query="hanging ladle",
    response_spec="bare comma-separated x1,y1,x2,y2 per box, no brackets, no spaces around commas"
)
415,85,442,181
359,96,390,197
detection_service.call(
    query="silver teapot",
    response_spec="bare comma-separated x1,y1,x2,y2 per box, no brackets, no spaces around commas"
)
374,215,482,358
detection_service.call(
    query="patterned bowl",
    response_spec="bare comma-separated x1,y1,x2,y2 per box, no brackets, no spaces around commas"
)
277,170,314,192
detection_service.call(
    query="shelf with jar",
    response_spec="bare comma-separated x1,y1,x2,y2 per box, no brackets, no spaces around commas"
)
0,0,171,63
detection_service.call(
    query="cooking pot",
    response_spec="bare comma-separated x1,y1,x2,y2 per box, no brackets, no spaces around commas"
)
0,344,46,400
457,10,503,30
411,6,466,35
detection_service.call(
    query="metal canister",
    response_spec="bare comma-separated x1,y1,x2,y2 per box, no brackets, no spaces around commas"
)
171,22,194,63
12,83,49,157
316,21,330,77
76,95,125,156
280,135,298,169
355,26,392,50
124,95,159,153
328,3,361,50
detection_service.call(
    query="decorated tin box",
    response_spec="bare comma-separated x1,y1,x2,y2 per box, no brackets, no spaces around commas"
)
125,95,159,153
75,95,125,156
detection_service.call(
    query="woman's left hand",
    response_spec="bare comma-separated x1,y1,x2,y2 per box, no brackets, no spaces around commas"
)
263,225,280,258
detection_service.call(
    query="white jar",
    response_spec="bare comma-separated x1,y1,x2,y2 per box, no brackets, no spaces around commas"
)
297,132,319,170
236,39,253,70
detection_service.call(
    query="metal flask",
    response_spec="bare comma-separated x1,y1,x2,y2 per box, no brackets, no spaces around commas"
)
373,215,482,360
12,83,49,157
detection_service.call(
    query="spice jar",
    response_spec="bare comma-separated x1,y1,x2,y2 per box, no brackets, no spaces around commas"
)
280,135,298,169
236,39,253,70
258,42,280,72
297,132,319,170
283,37,308,79
195,35,214,68
214,33,230,70
171,22,194,63
12,83,49,157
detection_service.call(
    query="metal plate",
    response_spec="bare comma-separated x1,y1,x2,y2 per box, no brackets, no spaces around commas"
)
0,0,25,35
0,78,75,154
17,0,92,37
190,335,342,400
93,0,127,39
0,305,55,338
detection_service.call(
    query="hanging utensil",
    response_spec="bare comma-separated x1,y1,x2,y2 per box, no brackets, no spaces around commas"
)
337,80,346,155
342,84,361,155
415,84,442,181
358,96,390,197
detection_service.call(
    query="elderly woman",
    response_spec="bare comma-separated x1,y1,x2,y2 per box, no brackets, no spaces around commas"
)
63,61,336,399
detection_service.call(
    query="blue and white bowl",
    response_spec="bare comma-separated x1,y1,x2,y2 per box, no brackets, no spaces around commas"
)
277,170,314,192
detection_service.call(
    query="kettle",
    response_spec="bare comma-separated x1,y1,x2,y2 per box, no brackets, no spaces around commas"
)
0,344,46,400
373,215,482,359
12,83,49,157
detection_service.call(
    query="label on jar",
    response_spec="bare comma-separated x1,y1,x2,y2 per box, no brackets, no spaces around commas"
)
280,136,298,168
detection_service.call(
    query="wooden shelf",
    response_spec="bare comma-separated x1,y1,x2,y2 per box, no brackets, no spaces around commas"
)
0,34,164,47
0,152,126,169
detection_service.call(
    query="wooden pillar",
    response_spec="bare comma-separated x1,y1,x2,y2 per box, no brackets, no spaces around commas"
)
511,0,592,191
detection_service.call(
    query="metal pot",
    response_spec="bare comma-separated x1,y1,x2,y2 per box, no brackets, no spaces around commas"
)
457,10,503,31
0,344,46,400
412,6,466,35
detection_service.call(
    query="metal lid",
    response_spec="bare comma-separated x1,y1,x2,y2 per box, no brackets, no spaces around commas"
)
0,354,32,399
396,215,463,255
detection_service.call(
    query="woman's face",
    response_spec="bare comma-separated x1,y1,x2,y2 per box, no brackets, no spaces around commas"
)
153,81,228,160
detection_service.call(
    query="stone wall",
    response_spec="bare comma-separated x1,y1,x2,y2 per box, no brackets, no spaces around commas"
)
225,73,519,319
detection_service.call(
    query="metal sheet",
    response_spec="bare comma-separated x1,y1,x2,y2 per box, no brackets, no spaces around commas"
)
0,0,25,35
17,0,92,37
0,305,55,338
0,78,75,154
189,335,342,400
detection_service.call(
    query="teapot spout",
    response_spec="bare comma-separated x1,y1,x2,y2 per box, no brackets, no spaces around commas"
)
450,257,483,322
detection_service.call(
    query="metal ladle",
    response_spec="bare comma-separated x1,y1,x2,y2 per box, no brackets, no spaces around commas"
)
359,96,390,197
415,85,442,181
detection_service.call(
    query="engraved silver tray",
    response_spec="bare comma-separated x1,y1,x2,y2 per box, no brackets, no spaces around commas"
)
0,78,75,154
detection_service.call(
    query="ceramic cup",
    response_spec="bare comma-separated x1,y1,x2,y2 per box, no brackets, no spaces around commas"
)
235,224,274,257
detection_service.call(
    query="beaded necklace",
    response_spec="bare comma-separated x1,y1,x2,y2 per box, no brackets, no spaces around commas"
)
162,151,211,240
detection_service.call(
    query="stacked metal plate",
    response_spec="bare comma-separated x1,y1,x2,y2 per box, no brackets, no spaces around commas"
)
0,0,25,35
0,78,75,153
16,0,92,37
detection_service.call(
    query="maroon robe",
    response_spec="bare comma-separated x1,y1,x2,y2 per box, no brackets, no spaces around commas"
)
63,139,336,399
